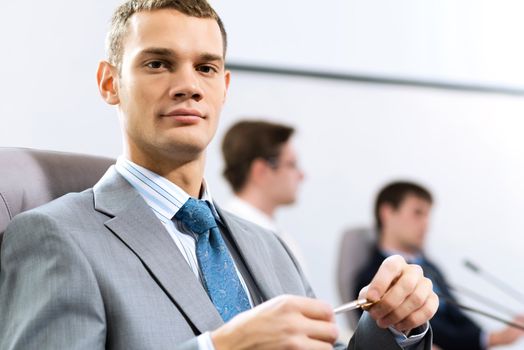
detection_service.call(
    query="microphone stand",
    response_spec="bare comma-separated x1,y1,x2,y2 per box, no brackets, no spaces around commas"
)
438,294,524,331
447,283,516,318
464,259,524,306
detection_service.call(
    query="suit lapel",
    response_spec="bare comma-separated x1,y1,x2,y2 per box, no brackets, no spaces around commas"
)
93,168,223,333
217,207,285,301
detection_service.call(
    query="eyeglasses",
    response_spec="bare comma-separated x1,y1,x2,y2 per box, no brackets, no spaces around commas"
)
264,157,300,171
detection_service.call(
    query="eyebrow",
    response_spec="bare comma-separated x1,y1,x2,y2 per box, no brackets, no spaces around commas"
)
137,47,224,64
139,47,175,58
199,53,224,63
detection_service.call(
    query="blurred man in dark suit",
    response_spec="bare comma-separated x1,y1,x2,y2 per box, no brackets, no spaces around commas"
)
354,181,524,350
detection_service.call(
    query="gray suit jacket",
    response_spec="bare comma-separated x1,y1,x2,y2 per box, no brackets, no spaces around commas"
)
0,168,431,350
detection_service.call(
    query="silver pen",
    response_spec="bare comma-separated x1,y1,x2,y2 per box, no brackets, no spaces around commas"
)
334,298,376,314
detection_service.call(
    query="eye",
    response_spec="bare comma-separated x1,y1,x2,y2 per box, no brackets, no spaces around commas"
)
145,60,169,70
197,65,218,74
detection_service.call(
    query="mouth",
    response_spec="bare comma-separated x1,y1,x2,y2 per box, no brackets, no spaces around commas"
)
161,108,204,124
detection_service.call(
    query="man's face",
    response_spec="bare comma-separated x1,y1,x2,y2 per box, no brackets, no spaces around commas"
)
113,9,229,163
384,195,432,252
265,141,305,206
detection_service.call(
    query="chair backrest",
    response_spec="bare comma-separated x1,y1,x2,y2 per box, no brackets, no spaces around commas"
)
336,226,376,330
0,148,115,245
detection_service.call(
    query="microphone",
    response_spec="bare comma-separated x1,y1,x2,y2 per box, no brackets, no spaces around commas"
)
437,293,524,331
464,260,480,273
464,259,524,305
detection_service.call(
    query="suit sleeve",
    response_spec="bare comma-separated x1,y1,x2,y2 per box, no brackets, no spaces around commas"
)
348,313,432,350
0,212,107,349
272,235,433,350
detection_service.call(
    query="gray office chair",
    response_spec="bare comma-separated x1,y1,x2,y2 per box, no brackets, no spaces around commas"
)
336,226,375,330
0,148,115,246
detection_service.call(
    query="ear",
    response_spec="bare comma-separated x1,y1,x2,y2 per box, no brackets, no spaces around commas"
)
97,60,120,105
222,69,231,102
379,204,394,225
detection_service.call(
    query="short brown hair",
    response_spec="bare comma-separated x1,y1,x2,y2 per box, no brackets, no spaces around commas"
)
106,0,227,69
222,120,295,192
374,181,433,232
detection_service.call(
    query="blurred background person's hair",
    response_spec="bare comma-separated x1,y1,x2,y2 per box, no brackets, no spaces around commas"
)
374,181,433,233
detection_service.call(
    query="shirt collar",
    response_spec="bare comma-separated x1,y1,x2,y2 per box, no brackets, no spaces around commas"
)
226,196,278,232
115,156,219,224
379,248,424,264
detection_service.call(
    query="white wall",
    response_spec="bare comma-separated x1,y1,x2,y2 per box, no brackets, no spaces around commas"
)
211,73,524,348
0,0,121,157
1,1,524,348
213,0,524,88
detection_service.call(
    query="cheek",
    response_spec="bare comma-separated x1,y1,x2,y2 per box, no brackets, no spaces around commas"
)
127,74,165,103
270,176,285,193
118,80,139,112
284,174,299,193
121,112,143,140
206,80,227,106
289,174,300,188
396,221,408,235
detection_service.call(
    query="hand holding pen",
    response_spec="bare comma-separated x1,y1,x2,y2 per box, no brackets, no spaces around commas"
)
336,255,438,332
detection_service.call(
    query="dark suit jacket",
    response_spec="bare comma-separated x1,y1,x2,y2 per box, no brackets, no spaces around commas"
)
354,247,483,350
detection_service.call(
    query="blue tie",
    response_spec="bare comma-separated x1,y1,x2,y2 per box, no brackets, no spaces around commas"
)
174,197,251,322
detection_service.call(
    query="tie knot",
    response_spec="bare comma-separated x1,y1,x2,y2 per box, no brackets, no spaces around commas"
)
175,197,217,234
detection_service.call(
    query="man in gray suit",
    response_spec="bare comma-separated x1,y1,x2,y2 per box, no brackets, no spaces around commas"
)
0,1,438,349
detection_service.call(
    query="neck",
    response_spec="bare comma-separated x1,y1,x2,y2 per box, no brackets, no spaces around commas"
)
125,145,206,198
236,186,276,217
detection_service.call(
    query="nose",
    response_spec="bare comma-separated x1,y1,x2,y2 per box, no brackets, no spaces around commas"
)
169,65,204,102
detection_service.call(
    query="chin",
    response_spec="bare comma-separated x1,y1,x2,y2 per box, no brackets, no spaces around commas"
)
280,197,297,206
162,132,211,151
153,141,205,161
413,243,424,252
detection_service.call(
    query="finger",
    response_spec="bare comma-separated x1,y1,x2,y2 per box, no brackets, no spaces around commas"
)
357,286,377,311
377,276,433,328
394,291,439,331
366,255,406,302
272,295,334,321
358,285,369,300
298,298,334,322
368,264,423,320
299,318,339,344
285,336,336,350
304,338,337,350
